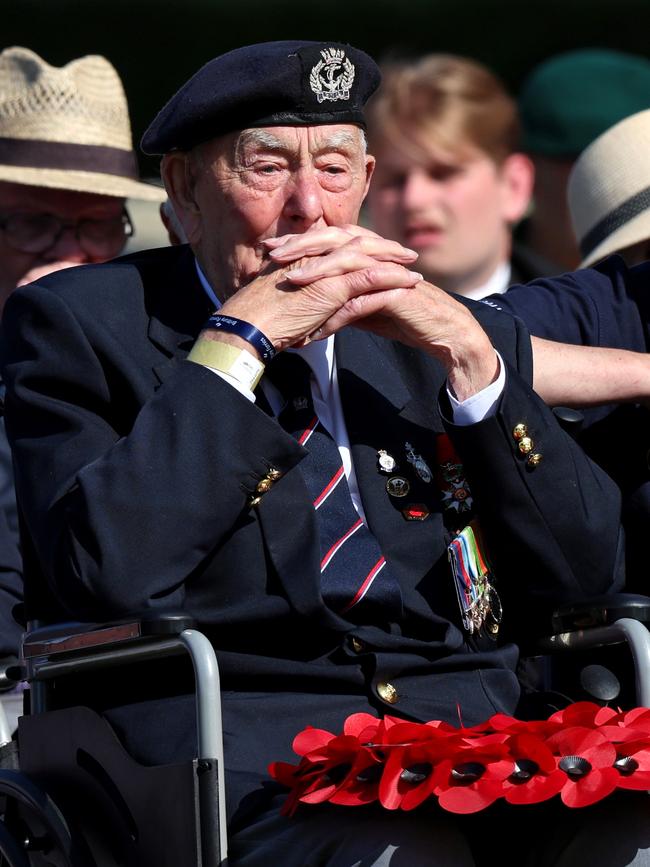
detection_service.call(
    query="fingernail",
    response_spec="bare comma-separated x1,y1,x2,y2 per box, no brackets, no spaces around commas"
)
410,271,423,281
405,248,418,257
286,268,303,278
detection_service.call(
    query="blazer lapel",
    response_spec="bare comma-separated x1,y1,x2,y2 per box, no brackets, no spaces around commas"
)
335,329,449,590
146,246,214,385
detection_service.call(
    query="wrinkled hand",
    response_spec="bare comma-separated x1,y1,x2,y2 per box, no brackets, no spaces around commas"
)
214,225,422,352
274,230,498,400
205,224,498,400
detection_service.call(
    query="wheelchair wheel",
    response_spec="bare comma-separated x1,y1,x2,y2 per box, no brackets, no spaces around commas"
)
0,770,89,867
0,816,29,867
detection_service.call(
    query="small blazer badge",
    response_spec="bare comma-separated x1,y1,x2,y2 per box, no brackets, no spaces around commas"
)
377,449,397,474
436,434,473,514
310,48,355,103
378,445,433,521
405,442,432,483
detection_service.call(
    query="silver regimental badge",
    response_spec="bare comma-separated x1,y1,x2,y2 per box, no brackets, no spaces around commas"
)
310,48,355,103
404,442,432,484
293,396,309,411
377,449,397,473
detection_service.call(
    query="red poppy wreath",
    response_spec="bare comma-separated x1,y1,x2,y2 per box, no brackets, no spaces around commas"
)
268,703,650,816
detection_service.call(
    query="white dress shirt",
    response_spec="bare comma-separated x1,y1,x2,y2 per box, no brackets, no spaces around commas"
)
458,261,511,301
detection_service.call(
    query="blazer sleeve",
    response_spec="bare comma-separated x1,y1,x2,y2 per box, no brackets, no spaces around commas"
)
0,283,304,620
442,310,625,632
489,255,650,351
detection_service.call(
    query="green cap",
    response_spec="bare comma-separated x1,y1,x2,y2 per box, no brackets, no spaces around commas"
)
519,49,650,157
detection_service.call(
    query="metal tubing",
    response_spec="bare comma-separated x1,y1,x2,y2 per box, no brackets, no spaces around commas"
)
179,629,227,862
538,617,650,707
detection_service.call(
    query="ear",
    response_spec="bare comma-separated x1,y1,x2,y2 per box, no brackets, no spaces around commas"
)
161,152,203,245
498,153,535,224
362,154,376,201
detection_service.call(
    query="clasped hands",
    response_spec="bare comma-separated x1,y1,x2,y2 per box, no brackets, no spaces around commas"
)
213,225,499,401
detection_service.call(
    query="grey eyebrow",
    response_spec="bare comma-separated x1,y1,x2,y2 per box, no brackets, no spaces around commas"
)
317,130,365,153
235,127,367,160
237,129,286,153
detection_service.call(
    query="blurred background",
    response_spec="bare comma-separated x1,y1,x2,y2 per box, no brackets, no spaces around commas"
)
6,0,649,250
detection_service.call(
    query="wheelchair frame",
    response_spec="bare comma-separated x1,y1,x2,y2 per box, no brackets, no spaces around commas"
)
1,613,228,866
2,593,650,866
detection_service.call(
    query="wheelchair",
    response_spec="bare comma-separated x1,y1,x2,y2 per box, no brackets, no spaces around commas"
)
1,594,650,867
0,612,227,867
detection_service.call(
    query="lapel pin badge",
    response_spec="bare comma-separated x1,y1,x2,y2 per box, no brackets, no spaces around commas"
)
405,442,432,483
386,476,410,498
402,503,430,521
292,396,309,411
377,449,397,474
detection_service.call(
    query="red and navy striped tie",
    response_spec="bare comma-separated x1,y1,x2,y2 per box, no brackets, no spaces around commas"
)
266,353,402,622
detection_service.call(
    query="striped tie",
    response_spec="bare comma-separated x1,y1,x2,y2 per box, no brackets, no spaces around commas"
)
266,353,402,622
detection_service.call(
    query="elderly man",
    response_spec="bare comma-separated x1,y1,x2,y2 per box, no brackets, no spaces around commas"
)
0,46,164,676
0,41,641,865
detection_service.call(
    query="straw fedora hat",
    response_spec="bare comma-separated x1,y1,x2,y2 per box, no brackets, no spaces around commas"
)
569,108,650,267
0,46,164,202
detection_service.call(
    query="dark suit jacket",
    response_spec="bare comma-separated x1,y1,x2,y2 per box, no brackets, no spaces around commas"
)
0,245,624,826
491,255,650,585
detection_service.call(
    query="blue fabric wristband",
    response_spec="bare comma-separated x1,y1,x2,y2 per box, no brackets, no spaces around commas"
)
204,314,276,361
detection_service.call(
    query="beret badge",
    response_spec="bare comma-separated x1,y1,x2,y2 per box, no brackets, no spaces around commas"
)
309,48,356,103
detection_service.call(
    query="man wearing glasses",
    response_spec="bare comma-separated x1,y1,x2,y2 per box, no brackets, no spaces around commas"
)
0,47,163,308
0,47,163,704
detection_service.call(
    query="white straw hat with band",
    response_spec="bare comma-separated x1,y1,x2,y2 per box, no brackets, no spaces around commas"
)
569,108,650,267
0,46,164,202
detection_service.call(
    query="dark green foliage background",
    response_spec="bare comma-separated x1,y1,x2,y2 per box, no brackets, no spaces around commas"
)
4,0,647,176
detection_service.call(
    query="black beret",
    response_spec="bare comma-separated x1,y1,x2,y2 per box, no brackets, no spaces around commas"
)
141,40,381,155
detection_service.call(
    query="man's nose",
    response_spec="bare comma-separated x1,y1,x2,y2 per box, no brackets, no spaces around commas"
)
283,168,325,229
43,227,91,264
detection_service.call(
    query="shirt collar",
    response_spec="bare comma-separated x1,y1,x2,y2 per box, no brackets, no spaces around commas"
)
194,257,334,398
460,261,511,301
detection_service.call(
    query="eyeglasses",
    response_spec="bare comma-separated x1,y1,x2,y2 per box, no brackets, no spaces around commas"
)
0,208,134,259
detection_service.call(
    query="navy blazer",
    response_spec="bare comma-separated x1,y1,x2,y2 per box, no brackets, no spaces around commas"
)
491,255,650,585
0,245,624,825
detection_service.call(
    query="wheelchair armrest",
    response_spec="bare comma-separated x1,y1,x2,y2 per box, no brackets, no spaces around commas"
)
550,593,650,633
534,594,650,708
22,611,197,660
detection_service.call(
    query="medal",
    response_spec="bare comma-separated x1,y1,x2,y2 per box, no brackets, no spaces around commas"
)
405,442,432,483
447,521,500,636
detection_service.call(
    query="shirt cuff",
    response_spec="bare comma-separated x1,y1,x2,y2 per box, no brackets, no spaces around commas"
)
446,351,505,425
207,368,256,402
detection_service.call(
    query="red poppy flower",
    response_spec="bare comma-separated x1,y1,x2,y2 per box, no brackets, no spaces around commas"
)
501,733,566,805
548,701,618,729
268,758,326,816
269,724,382,812
609,735,650,790
545,726,619,808
432,743,512,814
378,721,460,811
488,712,562,740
